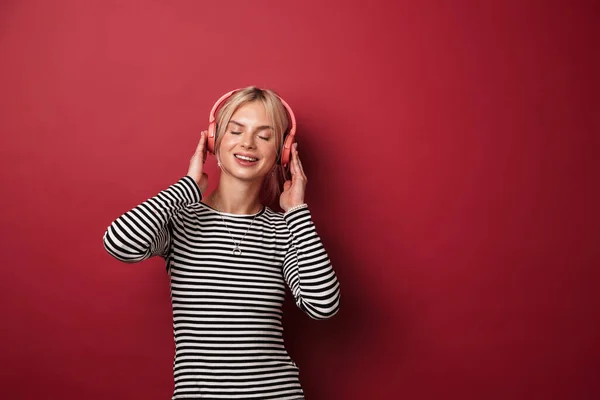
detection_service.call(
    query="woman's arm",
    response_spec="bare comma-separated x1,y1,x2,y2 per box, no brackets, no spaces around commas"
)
102,176,202,263
104,131,208,263
282,206,341,320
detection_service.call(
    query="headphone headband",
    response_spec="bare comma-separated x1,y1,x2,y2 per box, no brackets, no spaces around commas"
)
207,88,296,167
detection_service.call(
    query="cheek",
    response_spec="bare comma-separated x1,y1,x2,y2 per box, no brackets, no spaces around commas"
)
221,134,237,147
260,142,278,161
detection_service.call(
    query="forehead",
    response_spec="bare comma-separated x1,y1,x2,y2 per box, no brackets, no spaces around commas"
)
230,101,269,124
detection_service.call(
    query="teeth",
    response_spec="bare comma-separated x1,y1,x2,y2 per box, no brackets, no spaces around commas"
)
235,154,258,162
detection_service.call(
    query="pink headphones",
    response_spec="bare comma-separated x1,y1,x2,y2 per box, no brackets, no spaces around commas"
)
207,88,297,167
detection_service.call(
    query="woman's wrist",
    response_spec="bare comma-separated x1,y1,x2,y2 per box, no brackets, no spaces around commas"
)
284,203,308,215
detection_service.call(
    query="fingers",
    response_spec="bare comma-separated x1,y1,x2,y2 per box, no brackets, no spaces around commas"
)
289,147,300,185
296,146,306,178
196,131,206,152
196,131,207,162
289,145,298,176
188,131,207,181
292,143,307,181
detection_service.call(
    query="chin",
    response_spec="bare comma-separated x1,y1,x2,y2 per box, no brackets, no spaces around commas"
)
224,163,269,182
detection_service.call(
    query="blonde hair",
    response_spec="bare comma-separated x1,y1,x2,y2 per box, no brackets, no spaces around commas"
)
213,86,291,206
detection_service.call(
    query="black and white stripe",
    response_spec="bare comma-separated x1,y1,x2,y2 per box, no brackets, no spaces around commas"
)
103,176,341,399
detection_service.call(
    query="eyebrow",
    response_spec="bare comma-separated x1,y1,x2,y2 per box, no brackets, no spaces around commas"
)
229,120,273,132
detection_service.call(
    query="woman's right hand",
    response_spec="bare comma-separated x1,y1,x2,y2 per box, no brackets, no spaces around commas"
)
186,130,209,195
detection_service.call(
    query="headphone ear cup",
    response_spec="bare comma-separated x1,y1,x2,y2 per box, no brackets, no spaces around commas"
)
280,133,295,167
207,122,217,154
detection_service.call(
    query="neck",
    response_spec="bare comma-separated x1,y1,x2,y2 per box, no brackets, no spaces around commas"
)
206,174,263,215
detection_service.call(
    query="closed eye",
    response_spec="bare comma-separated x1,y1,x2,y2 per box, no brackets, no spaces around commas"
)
230,131,242,135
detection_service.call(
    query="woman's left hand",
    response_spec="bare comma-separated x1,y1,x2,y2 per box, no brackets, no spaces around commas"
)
280,143,307,212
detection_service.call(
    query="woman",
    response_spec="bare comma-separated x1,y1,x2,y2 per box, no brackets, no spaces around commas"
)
103,86,341,399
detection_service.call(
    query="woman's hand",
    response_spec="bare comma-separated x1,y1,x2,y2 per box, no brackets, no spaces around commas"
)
187,130,209,195
280,143,307,212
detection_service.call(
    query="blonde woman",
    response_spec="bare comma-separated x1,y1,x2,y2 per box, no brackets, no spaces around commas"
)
103,86,341,399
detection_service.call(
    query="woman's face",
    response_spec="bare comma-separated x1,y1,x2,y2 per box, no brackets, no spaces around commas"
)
217,101,278,183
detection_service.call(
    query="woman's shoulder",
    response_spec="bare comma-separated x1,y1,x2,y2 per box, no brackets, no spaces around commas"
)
260,206,295,230
261,206,285,222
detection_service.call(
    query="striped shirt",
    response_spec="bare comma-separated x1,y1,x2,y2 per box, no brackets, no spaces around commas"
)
103,176,341,399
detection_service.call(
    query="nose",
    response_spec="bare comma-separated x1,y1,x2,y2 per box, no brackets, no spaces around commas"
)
241,131,256,149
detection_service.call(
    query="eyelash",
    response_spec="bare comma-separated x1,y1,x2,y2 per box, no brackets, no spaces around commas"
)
230,131,270,141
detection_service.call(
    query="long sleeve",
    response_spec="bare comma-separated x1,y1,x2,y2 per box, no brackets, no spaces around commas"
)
282,206,341,320
102,176,202,263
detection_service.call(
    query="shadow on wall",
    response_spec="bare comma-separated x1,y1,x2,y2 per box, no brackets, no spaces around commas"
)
281,117,410,399
283,236,409,399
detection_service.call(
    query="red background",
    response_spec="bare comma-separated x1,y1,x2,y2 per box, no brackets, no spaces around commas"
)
1,1,598,399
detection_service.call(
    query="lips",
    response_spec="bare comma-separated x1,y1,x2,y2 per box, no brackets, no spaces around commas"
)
234,154,259,162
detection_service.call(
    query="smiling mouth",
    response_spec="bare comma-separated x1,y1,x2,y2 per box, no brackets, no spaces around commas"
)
234,154,259,162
